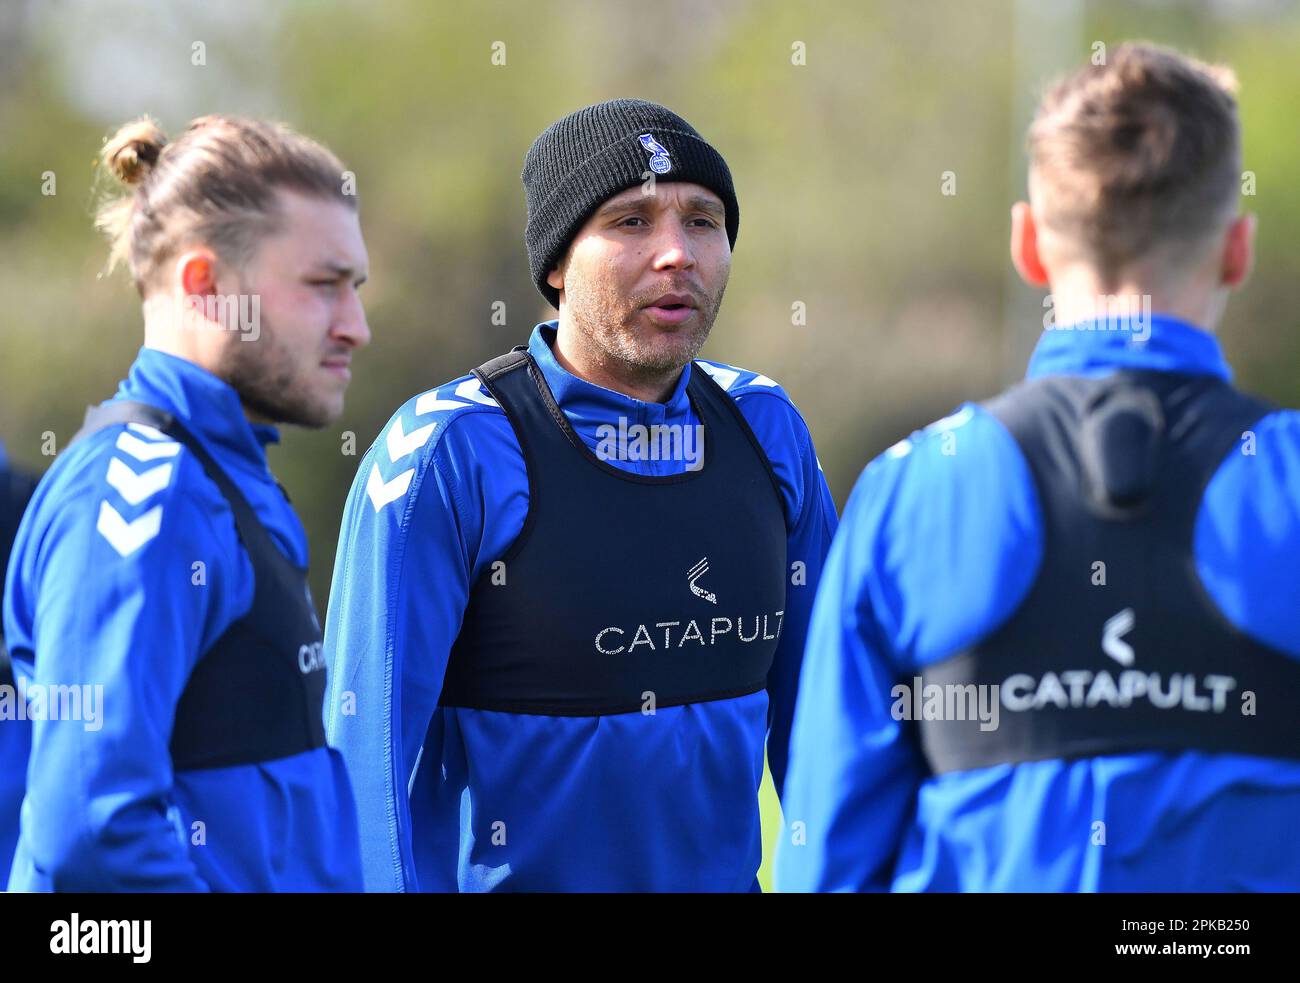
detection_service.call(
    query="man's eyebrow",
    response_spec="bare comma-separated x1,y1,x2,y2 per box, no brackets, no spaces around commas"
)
595,196,651,217
312,262,368,285
684,195,725,217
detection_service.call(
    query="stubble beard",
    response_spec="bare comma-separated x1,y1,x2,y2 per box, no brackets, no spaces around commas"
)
566,274,727,383
219,316,337,429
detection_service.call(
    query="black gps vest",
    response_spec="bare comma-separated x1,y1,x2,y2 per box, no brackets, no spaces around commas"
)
439,348,788,716
914,371,1300,774
71,401,327,770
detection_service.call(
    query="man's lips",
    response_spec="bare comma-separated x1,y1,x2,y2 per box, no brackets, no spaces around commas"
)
321,356,352,380
641,292,698,325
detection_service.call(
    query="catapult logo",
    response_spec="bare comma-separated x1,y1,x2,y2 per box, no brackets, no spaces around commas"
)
1000,607,1239,713
1102,607,1135,666
298,640,326,675
592,556,783,654
687,556,717,604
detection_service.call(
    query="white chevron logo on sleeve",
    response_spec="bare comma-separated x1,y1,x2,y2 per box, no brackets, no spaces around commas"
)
96,501,163,557
115,431,182,462
750,374,778,388
385,417,436,462
366,464,415,511
698,363,740,391
414,392,470,415
454,378,499,407
105,457,174,505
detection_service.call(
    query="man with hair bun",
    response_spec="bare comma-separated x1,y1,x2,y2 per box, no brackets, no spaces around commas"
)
3,114,371,891
778,43,1300,892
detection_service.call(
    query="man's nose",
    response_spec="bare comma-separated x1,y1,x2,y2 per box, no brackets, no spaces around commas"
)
333,288,372,349
651,218,696,271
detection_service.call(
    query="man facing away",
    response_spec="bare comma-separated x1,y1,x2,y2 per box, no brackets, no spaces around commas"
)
326,99,838,891
777,43,1300,892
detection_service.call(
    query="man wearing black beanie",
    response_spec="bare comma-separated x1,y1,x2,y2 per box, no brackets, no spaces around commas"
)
326,98,838,892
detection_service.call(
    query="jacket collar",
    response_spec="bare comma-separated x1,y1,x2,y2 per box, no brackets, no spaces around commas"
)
526,321,696,428
116,348,280,467
1026,313,1232,382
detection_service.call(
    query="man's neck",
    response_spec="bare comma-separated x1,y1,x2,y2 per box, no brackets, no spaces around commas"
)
551,321,683,404
1046,268,1225,334
142,317,272,425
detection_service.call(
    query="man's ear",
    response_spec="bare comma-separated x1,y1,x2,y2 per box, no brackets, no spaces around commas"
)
1010,201,1051,288
1221,213,1255,289
545,263,564,294
176,249,218,303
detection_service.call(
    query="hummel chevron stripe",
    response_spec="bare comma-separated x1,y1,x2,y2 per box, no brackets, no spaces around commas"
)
454,378,500,407
116,431,182,462
96,501,163,557
105,457,174,506
413,393,470,415
366,464,415,511
697,364,739,391
385,417,437,462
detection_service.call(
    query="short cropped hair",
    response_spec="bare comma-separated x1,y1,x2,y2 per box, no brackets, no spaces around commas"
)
1027,42,1241,284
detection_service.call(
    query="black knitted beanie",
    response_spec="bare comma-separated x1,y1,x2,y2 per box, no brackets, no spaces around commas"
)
522,99,739,308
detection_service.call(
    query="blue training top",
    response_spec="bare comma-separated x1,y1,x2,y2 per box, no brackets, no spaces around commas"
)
3,348,364,891
776,314,1300,892
325,322,838,891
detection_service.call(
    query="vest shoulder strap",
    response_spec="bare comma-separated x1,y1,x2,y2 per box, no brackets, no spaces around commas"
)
473,345,530,383
72,400,271,555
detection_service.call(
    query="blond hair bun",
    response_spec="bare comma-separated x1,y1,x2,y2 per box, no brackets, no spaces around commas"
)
101,116,168,187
